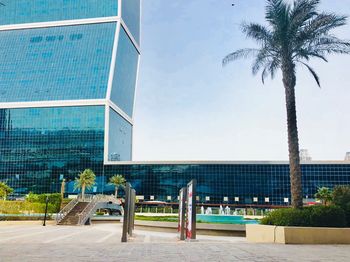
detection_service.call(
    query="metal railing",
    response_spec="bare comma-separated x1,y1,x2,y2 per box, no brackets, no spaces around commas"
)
57,194,121,225
77,195,113,225
56,198,78,224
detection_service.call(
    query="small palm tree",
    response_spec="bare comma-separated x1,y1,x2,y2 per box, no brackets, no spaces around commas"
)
315,187,332,206
223,0,350,208
0,181,13,200
109,175,126,198
74,169,96,199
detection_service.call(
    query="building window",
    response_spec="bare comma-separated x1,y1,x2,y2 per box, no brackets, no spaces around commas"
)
265,197,270,203
253,197,258,202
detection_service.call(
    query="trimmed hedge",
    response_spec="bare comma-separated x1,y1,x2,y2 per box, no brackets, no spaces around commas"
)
261,205,347,228
26,193,62,212
0,200,57,214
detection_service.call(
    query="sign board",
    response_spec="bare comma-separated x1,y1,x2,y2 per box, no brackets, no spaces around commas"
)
178,187,186,240
186,179,196,240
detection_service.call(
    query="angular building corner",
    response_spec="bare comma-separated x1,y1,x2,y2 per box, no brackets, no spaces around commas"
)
0,0,140,194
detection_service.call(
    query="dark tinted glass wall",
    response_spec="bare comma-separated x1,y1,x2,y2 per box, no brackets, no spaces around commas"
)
0,23,116,102
0,0,118,25
0,106,105,194
102,164,350,206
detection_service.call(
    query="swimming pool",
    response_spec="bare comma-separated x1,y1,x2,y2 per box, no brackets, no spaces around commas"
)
196,214,258,224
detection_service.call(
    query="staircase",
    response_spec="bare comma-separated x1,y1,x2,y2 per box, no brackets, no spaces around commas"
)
57,202,89,225
56,195,120,226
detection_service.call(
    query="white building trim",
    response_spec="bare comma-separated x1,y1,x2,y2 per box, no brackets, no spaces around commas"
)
0,99,106,109
120,18,141,54
108,100,133,125
0,17,120,32
104,105,111,163
104,160,350,166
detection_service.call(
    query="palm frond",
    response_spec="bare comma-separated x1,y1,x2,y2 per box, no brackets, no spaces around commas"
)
299,61,321,87
298,13,348,43
222,48,258,66
241,23,272,43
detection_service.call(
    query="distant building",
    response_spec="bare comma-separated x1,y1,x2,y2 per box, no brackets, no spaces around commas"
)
300,149,312,161
345,152,350,161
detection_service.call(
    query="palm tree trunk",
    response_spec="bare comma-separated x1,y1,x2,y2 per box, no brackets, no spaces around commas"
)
115,187,118,198
282,60,303,209
82,184,86,200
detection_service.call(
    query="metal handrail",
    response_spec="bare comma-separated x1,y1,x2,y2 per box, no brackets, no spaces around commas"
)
77,195,118,225
56,198,78,224
77,195,102,225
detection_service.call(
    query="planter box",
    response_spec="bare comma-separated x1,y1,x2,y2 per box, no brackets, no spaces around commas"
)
246,224,350,244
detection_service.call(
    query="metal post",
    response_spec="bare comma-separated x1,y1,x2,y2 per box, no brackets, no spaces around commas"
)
128,189,135,236
43,196,49,226
121,183,130,242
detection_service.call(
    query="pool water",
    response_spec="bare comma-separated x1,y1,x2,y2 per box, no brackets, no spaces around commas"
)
196,214,258,224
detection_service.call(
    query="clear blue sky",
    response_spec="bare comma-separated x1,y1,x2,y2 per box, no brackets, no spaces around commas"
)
133,0,350,161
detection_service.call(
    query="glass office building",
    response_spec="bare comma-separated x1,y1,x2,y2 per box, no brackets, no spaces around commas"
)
0,1,349,206
0,1,140,193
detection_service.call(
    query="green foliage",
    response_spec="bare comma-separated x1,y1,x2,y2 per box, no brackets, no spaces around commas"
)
332,185,350,226
332,186,350,208
261,205,347,227
0,200,57,214
135,215,178,222
109,174,126,197
0,182,14,200
315,187,333,205
109,175,126,187
222,0,350,85
74,169,96,197
25,193,62,212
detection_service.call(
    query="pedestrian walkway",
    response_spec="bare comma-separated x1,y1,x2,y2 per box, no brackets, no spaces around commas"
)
0,223,349,261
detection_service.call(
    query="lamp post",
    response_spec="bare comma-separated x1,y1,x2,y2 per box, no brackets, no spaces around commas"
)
43,196,49,226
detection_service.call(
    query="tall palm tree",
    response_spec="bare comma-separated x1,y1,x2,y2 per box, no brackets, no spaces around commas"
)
223,0,350,208
109,175,126,198
0,181,13,200
74,169,96,199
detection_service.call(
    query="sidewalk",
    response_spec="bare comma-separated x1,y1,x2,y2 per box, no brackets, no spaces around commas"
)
0,223,349,261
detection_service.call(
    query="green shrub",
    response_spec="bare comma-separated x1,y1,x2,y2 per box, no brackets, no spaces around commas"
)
261,205,347,228
308,205,347,227
26,193,62,212
0,200,57,214
260,208,309,227
332,186,350,226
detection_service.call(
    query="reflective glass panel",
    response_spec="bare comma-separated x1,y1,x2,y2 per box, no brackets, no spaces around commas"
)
0,106,105,194
122,0,140,44
0,0,118,25
108,108,132,161
0,23,116,102
110,27,139,117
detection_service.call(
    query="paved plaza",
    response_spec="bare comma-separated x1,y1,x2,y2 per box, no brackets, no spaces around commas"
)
0,222,349,261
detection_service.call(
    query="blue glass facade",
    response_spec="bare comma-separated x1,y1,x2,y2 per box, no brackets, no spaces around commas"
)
0,2,141,195
0,0,118,25
108,108,132,161
0,106,105,194
122,0,141,44
110,27,139,117
0,23,117,102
